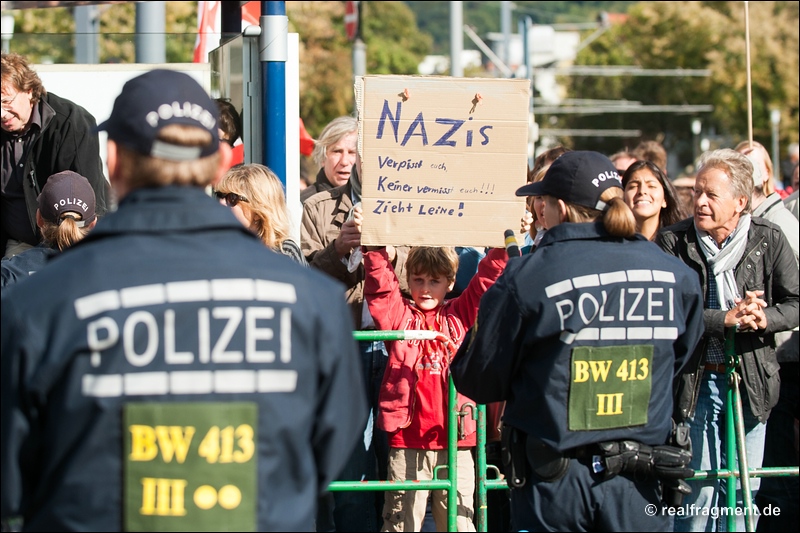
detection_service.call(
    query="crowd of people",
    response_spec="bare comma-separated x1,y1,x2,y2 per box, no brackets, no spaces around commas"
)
1,51,799,533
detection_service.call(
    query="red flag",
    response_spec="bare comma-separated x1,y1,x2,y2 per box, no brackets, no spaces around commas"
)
194,2,262,63
299,119,315,156
242,1,260,27
193,1,221,63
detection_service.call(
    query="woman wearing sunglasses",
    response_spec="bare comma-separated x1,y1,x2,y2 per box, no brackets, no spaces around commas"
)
215,164,307,265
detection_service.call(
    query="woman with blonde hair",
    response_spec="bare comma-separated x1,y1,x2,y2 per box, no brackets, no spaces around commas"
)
214,163,307,265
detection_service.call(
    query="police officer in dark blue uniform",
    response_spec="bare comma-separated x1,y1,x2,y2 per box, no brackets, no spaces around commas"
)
451,151,705,532
0,70,366,532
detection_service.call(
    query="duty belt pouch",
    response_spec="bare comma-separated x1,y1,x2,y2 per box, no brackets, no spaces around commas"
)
501,425,527,488
525,437,570,483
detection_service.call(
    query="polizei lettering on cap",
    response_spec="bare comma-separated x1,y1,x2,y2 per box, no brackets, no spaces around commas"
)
54,198,90,212
145,102,216,130
592,170,621,188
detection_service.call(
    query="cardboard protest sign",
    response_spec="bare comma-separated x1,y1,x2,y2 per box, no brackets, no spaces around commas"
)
356,75,530,247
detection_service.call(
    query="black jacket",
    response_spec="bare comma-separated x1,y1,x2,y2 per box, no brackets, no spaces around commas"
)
1,92,108,251
656,217,799,423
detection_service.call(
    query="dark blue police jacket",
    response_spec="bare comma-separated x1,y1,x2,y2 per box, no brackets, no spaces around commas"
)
1,245,59,288
1,186,366,532
452,221,704,451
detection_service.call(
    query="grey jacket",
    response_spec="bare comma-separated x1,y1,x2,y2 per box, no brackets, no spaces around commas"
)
656,216,799,423
753,192,799,262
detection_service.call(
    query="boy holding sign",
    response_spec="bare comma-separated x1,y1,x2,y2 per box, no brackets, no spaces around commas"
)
362,240,508,532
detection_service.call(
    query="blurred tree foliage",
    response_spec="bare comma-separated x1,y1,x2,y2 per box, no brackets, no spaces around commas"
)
557,1,799,164
287,1,432,135
9,2,196,64
12,7,74,63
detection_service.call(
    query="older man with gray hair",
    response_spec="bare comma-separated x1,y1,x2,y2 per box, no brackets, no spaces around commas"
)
657,148,799,532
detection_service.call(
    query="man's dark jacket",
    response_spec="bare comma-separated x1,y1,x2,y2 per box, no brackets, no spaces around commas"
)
1,92,108,251
657,217,799,423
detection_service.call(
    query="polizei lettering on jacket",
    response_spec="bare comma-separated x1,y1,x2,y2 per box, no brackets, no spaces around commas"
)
545,269,680,344
375,100,493,148
74,279,298,397
551,268,673,430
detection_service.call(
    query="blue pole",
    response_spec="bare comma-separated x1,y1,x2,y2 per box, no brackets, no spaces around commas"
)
261,1,287,187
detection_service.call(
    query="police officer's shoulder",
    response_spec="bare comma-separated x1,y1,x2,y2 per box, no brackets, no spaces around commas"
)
495,251,546,303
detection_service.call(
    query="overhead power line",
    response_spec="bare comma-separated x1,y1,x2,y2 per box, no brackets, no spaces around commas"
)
539,128,642,137
533,66,711,77
535,104,714,115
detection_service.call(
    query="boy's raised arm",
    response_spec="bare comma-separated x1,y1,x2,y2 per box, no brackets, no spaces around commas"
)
363,247,408,331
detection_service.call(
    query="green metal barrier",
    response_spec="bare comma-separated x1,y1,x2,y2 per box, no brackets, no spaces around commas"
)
332,329,495,532
343,330,798,532
685,328,799,532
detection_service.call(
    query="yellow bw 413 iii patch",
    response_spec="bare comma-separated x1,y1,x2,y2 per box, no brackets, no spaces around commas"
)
568,345,653,431
123,402,257,532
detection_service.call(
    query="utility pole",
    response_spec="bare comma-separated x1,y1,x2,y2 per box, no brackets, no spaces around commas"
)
74,5,98,63
349,1,366,82
691,119,702,164
519,16,534,167
770,109,781,182
501,1,512,72
135,2,166,63
450,1,463,77
261,1,287,185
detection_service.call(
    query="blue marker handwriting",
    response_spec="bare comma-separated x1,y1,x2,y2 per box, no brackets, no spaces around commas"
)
373,200,465,217
375,100,493,148
378,156,424,171
376,176,453,195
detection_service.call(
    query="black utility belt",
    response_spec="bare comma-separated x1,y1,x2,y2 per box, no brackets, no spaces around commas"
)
501,426,693,487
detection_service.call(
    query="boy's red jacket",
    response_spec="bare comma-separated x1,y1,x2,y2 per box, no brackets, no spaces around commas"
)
363,247,508,449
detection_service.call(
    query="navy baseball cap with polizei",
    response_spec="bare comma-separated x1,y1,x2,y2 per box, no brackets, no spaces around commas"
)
97,69,220,161
515,150,622,211
38,170,97,227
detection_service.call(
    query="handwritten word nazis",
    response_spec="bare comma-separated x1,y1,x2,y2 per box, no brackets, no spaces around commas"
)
375,100,493,148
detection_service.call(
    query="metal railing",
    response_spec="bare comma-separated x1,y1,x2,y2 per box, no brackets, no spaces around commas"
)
336,329,799,532
683,329,799,532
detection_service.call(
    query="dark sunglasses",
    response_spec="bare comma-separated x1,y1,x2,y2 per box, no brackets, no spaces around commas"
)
214,191,248,207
